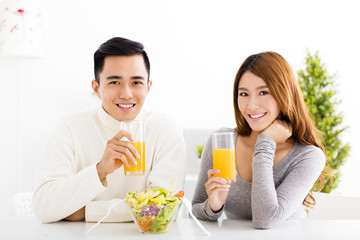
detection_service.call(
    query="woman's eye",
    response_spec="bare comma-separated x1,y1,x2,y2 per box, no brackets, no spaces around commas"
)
239,92,248,96
260,91,269,95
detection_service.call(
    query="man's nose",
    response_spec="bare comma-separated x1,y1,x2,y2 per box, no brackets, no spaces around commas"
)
119,85,133,99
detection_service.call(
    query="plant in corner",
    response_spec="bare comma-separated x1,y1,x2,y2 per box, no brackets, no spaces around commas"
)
194,144,205,159
297,50,350,193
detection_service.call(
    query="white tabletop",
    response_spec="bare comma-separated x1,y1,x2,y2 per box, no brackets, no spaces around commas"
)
1,216,360,240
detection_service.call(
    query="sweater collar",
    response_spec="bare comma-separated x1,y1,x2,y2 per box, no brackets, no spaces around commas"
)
97,106,144,130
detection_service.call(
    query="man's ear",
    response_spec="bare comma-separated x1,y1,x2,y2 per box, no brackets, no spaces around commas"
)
147,80,152,92
91,80,101,99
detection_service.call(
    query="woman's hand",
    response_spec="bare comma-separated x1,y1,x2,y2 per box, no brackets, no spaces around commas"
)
96,130,140,183
205,169,231,212
261,120,292,144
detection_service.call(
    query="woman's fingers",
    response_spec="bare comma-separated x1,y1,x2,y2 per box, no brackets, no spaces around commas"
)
206,169,230,194
206,181,230,193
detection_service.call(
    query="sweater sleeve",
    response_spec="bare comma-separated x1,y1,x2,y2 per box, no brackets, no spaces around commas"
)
146,116,186,194
191,133,224,220
251,134,325,229
32,120,106,223
86,117,187,223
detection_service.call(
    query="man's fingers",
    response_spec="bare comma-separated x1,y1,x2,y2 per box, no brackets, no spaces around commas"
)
108,138,140,164
115,146,138,167
114,129,135,142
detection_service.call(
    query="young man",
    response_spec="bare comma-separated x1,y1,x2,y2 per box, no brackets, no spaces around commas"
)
32,37,186,223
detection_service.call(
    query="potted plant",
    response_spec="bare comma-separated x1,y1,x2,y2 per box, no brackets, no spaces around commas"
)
194,144,204,159
297,50,351,193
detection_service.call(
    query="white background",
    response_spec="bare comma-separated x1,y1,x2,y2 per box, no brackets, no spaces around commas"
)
0,0,359,216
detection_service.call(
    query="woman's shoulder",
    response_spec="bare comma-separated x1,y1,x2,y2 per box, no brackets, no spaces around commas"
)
291,142,326,166
293,142,324,155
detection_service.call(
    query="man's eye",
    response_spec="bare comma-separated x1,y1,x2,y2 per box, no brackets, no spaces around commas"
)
109,81,119,85
133,81,144,85
239,92,248,96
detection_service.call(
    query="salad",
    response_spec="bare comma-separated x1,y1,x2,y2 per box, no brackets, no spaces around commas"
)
126,183,184,233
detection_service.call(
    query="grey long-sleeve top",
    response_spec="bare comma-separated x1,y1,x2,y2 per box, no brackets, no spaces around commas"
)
192,128,325,229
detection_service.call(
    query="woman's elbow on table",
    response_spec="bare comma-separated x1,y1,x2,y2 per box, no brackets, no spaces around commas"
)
252,217,278,229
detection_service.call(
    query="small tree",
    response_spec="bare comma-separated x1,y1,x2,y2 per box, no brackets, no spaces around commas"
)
297,51,350,193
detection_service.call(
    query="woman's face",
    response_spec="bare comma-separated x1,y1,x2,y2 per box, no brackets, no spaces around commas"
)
237,71,281,133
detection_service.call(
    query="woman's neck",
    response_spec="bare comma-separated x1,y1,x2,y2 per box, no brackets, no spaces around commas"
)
244,131,262,148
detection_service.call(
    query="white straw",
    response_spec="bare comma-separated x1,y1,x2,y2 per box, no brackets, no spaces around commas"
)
181,197,211,236
85,199,125,235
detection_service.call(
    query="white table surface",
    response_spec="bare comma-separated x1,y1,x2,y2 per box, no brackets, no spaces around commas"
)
1,216,360,240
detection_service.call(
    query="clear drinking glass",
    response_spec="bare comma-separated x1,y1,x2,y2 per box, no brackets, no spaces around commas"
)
212,132,236,182
121,119,145,176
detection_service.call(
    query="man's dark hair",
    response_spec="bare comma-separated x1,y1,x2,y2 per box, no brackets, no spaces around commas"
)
94,37,150,83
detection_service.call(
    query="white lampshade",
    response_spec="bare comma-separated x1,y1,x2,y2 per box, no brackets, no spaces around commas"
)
0,0,44,58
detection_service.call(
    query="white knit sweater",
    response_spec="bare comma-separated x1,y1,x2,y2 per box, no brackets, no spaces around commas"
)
32,107,186,223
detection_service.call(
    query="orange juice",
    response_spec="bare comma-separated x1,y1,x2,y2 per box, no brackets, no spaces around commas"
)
213,149,236,182
124,141,145,175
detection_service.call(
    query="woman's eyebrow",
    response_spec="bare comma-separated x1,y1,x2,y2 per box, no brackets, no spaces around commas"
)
238,85,268,90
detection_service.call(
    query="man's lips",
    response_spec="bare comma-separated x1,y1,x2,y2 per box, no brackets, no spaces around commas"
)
116,103,135,111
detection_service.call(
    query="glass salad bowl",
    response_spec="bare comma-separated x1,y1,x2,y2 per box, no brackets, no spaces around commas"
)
126,185,184,233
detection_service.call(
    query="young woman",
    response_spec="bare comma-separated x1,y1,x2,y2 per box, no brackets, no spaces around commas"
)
191,52,326,229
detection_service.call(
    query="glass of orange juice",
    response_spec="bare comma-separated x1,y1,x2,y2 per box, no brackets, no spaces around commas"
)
121,119,145,176
212,132,236,183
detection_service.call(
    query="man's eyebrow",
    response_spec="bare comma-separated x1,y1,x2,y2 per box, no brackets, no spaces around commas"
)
105,76,145,80
131,76,145,80
106,75,121,80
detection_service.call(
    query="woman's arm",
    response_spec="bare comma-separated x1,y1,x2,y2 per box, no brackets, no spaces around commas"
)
191,133,225,221
251,134,325,229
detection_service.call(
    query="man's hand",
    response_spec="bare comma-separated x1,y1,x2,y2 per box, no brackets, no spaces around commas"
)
64,207,85,221
96,130,140,183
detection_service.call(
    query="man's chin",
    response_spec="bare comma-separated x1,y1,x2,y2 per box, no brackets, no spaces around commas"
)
114,112,139,122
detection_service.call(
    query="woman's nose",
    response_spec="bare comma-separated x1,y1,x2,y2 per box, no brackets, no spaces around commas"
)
247,96,259,110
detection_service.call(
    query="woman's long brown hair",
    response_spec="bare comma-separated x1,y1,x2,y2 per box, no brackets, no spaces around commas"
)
233,51,326,208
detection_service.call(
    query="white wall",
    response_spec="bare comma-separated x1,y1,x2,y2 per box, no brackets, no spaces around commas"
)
1,0,359,216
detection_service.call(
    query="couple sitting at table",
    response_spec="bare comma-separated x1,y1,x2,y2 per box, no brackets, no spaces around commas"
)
32,37,326,229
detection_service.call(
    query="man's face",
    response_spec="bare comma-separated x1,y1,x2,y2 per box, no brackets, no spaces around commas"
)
92,55,151,121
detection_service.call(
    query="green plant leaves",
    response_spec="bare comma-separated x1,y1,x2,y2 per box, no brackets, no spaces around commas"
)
298,50,350,193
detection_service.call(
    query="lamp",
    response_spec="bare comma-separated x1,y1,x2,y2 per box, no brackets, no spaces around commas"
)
0,0,44,193
0,0,44,58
